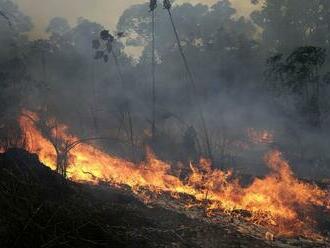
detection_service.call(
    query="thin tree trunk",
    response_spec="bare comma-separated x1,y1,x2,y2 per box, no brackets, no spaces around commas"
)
151,10,157,140
166,9,213,161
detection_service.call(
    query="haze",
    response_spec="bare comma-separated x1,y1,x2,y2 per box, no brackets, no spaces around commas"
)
13,0,257,37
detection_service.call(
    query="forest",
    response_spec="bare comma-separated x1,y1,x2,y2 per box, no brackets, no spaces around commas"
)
0,0,330,247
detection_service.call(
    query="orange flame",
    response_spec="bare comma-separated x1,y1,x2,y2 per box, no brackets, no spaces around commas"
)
247,128,274,144
19,111,330,238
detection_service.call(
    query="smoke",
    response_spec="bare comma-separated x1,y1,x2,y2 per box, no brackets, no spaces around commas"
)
13,0,258,41
1,0,330,181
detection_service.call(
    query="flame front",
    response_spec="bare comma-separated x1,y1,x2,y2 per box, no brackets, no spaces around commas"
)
18,111,330,238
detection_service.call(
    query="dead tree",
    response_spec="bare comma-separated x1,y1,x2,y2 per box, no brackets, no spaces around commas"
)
33,112,128,177
145,1,213,160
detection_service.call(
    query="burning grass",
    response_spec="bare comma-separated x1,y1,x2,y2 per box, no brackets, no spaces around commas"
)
0,149,277,248
17,110,330,241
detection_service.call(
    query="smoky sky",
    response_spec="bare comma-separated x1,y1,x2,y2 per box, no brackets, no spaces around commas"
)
13,0,258,38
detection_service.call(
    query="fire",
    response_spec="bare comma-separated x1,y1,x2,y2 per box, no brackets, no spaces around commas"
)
247,128,274,144
18,111,330,238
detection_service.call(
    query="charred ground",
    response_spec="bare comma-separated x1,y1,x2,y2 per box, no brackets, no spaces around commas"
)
1,149,329,248
0,149,277,248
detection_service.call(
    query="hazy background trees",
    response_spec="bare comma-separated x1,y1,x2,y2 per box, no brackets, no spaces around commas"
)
1,0,330,179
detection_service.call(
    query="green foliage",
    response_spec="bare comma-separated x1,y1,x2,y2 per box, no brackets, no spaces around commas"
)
266,46,329,127
267,47,326,93
252,0,330,52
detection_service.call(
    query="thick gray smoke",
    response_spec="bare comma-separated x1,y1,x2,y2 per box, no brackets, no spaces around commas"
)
1,0,330,180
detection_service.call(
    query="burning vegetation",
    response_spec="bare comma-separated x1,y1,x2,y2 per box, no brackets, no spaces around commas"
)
3,1,330,247
17,110,330,242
